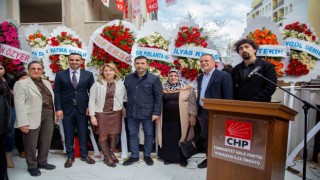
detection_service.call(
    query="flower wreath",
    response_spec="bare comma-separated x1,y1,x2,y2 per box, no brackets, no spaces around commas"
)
282,21,319,76
137,32,172,82
43,26,88,81
87,20,135,78
173,26,208,81
48,31,84,73
0,21,25,77
247,27,284,77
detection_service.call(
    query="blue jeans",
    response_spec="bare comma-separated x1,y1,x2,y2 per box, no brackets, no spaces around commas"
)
127,118,154,158
5,107,15,152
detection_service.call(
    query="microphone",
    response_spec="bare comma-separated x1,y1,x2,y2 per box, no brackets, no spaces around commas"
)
247,66,261,78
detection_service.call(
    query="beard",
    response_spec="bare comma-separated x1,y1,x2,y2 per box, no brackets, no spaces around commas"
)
242,52,251,60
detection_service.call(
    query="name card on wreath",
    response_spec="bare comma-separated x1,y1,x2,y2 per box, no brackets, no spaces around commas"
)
48,45,88,58
171,45,220,60
133,46,173,63
91,33,132,63
0,43,32,63
257,45,288,57
31,48,46,58
285,37,320,59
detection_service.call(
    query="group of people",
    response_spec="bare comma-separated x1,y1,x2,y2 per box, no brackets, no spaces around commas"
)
0,38,277,179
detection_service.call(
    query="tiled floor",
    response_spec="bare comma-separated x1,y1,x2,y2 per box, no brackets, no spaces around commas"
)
7,150,320,180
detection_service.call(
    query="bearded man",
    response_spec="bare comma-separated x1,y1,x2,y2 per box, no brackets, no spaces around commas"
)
231,39,277,102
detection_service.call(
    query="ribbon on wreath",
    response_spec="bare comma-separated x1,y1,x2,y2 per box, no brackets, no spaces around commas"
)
90,33,132,64
0,43,33,63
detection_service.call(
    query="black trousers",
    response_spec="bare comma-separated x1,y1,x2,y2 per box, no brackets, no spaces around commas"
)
0,135,8,179
198,109,209,154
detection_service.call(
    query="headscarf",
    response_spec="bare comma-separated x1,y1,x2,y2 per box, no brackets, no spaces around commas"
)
163,69,190,92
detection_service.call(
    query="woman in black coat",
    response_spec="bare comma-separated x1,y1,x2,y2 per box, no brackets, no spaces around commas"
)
0,63,12,180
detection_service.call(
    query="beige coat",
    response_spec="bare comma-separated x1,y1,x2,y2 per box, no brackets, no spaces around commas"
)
88,80,126,116
14,77,54,129
157,88,197,148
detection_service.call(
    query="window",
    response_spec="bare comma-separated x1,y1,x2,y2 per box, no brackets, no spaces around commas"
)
289,4,292,13
20,0,62,23
285,7,288,15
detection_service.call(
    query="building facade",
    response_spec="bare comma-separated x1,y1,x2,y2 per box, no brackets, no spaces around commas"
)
0,0,153,43
247,0,320,36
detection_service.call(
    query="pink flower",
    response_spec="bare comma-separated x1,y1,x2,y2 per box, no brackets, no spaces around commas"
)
5,36,13,42
10,32,18,38
1,21,10,31
8,27,17,33
13,59,21,65
0,36,5,43
16,66,24,72
1,21,10,27
3,32,9,37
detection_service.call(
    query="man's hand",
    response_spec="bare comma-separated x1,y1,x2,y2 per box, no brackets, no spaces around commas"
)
189,115,196,126
151,115,159,121
20,125,30,134
90,116,98,126
56,110,64,120
86,108,90,116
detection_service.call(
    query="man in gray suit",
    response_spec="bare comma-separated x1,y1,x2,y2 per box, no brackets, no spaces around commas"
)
14,61,56,176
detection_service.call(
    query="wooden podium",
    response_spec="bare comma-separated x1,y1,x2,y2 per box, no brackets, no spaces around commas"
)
202,99,297,180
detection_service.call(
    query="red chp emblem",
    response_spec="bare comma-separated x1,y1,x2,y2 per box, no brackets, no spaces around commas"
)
225,120,252,150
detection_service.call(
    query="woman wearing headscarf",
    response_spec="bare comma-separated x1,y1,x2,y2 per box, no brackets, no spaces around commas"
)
89,63,126,167
157,69,197,167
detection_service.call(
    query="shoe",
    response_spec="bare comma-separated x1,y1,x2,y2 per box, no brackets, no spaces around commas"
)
6,152,15,168
38,164,56,170
103,156,116,167
122,157,139,166
180,160,188,167
80,156,95,164
19,151,26,158
110,149,119,163
64,158,75,168
197,159,207,168
163,160,171,165
143,156,154,166
28,168,41,176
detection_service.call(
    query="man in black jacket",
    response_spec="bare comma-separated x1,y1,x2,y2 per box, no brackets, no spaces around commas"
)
232,39,277,102
123,56,162,166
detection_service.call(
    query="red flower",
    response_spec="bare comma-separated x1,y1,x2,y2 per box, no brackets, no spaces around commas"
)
61,32,67,36
89,21,135,77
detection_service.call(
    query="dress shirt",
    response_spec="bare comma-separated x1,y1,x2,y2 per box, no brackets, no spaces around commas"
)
69,68,80,84
199,68,215,106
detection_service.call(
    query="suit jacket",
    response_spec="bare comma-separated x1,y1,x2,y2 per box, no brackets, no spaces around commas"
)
14,77,54,129
54,69,94,115
197,69,233,113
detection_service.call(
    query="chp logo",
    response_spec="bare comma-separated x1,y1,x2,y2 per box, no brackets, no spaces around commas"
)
225,120,252,150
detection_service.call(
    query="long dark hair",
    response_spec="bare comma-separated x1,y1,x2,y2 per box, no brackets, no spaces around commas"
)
0,63,12,97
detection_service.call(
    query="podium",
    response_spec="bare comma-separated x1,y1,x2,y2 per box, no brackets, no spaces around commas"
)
202,99,297,180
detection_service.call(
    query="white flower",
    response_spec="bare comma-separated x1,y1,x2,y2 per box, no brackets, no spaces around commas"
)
39,41,46,47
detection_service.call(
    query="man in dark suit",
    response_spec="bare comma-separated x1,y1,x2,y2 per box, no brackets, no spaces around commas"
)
54,53,95,168
197,54,233,168
232,39,277,102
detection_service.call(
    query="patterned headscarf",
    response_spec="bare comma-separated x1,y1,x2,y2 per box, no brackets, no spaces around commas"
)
163,69,189,92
